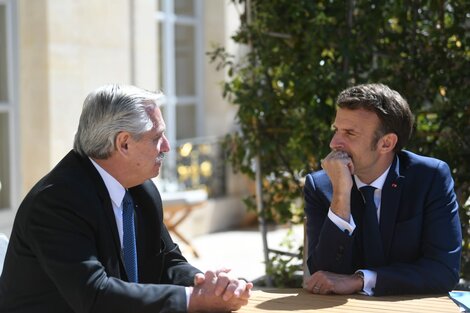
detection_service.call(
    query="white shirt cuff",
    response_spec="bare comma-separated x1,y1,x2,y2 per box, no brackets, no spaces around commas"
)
357,269,377,296
185,287,191,308
328,209,356,235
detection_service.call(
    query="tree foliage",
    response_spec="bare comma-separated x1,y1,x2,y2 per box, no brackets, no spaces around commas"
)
209,0,470,277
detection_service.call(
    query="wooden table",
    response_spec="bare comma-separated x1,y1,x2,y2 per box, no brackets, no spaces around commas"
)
237,289,460,312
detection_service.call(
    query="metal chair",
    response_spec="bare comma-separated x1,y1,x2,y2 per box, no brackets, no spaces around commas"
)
303,217,311,282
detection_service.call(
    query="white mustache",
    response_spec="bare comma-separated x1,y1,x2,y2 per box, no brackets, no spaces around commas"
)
156,153,166,162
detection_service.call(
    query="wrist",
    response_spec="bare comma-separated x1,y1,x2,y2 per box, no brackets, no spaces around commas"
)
353,271,364,291
331,193,351,221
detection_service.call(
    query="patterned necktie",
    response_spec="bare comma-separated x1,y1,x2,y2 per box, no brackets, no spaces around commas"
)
122,190,138,283
360,186,385,267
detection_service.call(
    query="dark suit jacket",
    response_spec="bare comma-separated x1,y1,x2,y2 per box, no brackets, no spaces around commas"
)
304,150,462,295
0,150,201,313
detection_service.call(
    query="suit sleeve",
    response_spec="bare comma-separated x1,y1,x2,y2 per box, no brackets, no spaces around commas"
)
374,161,462,295
159,221,202,286
137,180,202,286
304,173,356,275
27,183,189,313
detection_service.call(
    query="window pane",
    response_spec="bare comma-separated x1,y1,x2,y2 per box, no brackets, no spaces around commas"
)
176,139,226,197
176,105,196,140
0,113,10,209
175,0,194,16
175,25,195,96
0,5,8,101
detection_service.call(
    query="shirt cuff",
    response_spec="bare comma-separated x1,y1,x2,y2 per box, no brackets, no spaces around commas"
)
185,287,191,308
328,208,356,235
356,269,377,296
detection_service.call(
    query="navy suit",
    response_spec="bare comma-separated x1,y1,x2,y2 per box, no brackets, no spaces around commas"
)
304,150,462,295
0,150,201,313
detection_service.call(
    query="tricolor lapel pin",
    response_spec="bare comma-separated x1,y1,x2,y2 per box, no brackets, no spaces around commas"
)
391,183,398,188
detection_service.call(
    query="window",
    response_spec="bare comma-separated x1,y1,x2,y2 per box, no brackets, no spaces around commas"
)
0,0,18,210
156,0,204,187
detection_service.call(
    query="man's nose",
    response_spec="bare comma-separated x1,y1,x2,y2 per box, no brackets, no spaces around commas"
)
329,133,343,150
161,135,171,152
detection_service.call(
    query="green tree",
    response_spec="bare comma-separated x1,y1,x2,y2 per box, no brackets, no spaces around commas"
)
209,0,470,280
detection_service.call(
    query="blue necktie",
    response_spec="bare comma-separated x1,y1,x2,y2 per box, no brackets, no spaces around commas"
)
360,186,385,267
122,191,138,283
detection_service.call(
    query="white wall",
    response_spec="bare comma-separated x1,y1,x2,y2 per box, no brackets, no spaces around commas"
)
10,0,253,239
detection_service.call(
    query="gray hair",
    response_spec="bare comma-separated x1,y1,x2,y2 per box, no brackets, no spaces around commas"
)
73,84,164,159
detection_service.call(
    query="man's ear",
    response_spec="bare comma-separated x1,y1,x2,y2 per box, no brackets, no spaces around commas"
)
379,133,398,153
115,132,131,155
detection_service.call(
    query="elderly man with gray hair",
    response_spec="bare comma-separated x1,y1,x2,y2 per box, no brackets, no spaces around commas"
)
0,84,252,313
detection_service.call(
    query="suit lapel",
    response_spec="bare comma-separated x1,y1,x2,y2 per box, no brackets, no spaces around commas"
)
379,154,405,260
75,152,125,268
130,181,164,282
350,180,366,266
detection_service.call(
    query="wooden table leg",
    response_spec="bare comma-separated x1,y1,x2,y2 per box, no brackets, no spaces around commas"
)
164,203,204,258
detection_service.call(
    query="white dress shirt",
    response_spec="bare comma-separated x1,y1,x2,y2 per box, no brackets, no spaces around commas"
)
90,158,127,247
327,160,396,295
89,158,192,306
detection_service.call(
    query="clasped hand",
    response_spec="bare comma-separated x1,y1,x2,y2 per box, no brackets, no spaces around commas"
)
188,268,253,312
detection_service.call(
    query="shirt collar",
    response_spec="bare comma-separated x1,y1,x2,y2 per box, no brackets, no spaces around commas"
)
89,158,126,208
354,162,393,191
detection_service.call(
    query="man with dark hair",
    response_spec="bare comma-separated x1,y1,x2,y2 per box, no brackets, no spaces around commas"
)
0,84,252,312
303,83,461,296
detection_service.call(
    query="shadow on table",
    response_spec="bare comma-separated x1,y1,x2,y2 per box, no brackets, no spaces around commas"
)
255,289,449,311
254,289,347,310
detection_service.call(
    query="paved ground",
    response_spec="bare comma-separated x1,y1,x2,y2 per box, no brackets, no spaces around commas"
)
177,224,304,283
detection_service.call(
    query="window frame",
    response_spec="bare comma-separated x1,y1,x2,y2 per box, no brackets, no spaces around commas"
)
0,0,19,211
155,0,204,184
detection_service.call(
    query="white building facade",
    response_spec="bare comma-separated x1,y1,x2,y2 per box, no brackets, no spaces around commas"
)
0,0,253,237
